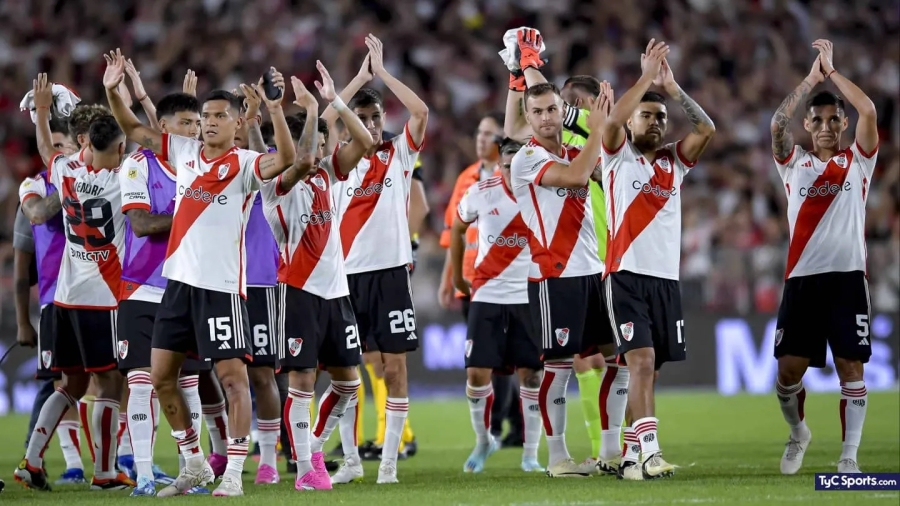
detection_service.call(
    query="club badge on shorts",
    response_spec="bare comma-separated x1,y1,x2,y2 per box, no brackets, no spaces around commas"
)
288,337,303,357
465,339,473,358
555,328,569,346
118,340,129,359
41,350,52,369
620,322,634,342
775,328,784,346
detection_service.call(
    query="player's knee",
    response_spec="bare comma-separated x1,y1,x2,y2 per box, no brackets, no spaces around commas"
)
624,349,655,377
834,358,864,383
288,369,316,392
93,370,124,399
60,373,90,399
382,355,407,387
215,360,250,399
466,367,492,387
327,366,359,382
776,356,808,385
519,369,542,389
151,368,179,396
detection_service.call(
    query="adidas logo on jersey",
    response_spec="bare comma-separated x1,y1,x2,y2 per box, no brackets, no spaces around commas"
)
218,341,231,350
859,338,870,346
407,332,418,341
488,208,500,216
185,161,196,169
802,160,812,168
152,181,164,189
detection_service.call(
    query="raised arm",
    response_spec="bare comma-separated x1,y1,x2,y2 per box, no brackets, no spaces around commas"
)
124,58,159,129
539,85,612,189
276,78,319,193
314,61,374,176
253,68,297,180
658,59,716,163
103,50,163,153
239,81,268,153
321,55,372,126
603,40,669,152
770,57,824,162
366,35,428,148
31,73,57,165
504,88,531,142
814,39,878,154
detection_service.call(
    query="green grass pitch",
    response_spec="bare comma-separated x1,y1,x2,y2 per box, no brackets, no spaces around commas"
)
2,391,899,505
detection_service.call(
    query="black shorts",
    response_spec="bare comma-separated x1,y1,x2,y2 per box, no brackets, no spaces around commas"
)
775,270,872,368
461,295,471,320
37,305,61,380
465,302,542,373
117,300,211,373
605,271,685,369
151,280,252,364
246,287,279,369
347,266,418,354
277,284,361,371
527,273,614,361
51,305,118,373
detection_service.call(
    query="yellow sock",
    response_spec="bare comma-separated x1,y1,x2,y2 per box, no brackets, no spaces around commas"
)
356,366,366,444
365,363,387,446
401,417,415,444
309,393,317,423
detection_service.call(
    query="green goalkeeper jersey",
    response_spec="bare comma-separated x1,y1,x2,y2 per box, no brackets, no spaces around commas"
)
562,106,607,261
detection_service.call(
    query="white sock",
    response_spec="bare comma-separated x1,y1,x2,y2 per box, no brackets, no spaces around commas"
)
840,381,867,461
225,436,249,481
776,381,810,440
178,375,203,441
633,416,660,462
127,371,155,480
288,388,314,475
151,390,159,452
382,397,408,465
202,401,229,456
92,398,121,480
256,418,281,469
622,426,640,463
599,365,629,460
173,426,204,468
311,380,359,453
465,383,494,446
57,420,84,470
27,389,77,467
540,361,573,466
339,394,360,462
520,386,541,461
117,412,132,457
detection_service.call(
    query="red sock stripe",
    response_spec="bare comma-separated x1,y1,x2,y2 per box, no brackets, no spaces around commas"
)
151,391,158,398
624,430,640,443
100,404,114,472
178,428,200,445
37,404,70,459
128,373,152,385
483,392,494,430
178,376,200,388
797,388,806,421
201,401,226,415
283,395,297,460
538,369,555,437
598,367,617,430
288,389,313,399
79,401,95,462
776,382,802,395
841,388,867,397
520,390,539,401
257,420,282,431
633,421,657,435
70,426,82,456
544,362,573,371
351,394,360,446
385,402,409,412
466,386,493,398
314,391,340,437
332,382,360,395
227,442,250,457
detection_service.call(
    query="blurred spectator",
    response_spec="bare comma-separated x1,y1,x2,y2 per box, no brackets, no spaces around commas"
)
0,0,896,317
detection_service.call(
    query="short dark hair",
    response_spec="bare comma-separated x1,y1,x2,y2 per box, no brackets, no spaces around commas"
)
203,90,244,114
349,88,383,110
295,111,329,138
88,115,123,151
284,115,304,142
69,104,111,139
524,82,561,105
563,75,602,98
806,91,845,113
640,91,666,105
260,121,275,145
49,118,71,136
483,111,505,128
500,138,524,157
157,93,200,119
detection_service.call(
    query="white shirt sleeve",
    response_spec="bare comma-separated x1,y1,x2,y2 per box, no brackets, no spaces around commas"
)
669,141,696,177
850,140,878,180
160,132,201,168
238,148,266,192
774,145,805,183
19,175,48,204
46,153,72,189
511,144,554,190
456,186,479,224
390,123,423,187
119,154,152,213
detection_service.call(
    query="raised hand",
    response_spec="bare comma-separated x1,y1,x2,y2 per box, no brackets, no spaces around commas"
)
256,67,285,110
32,73,52,110
364,34,386,77
356,54,373,83
239,81,262,120
183,69,198,97
313,60,337,102
640,39,669,80
292,76,318,110
102,49,126,90
812,39,835,75
805,55,826,85
124,58,147,99
588,81,613,131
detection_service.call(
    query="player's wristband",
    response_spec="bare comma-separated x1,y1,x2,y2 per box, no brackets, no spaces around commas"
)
331,96,348,113
136,94,148,102
826,69,837,79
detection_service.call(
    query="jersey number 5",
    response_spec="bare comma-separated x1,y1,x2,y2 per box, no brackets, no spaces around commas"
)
63,197,115,247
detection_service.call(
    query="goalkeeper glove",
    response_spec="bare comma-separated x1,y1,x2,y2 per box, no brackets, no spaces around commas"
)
516,28,545,71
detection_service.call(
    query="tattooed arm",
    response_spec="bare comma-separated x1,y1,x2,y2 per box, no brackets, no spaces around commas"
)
126,209,173,237
277,104,319,193
22,195,62,225
771,57,825,162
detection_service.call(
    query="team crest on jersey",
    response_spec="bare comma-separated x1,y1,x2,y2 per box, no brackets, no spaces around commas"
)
555,328,570,346
376,150,390,164
41,350,52,369
775,328,784,347
620,322,634,342
22,179,32,188
118,340,129,359
465,339,473,358
834,154,848,169
525,149,534,156
657,157,671,173
217,163,231,180
311,174,326,191
127,168,138,179
288,337,303,357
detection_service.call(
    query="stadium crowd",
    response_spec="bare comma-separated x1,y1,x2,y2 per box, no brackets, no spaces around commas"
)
0,0,897,316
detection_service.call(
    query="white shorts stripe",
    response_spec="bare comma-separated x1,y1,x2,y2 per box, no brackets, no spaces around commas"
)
538,280,551,350
110,309,118,360
277,284,287,360
266,287,277,356
604,278,622,348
